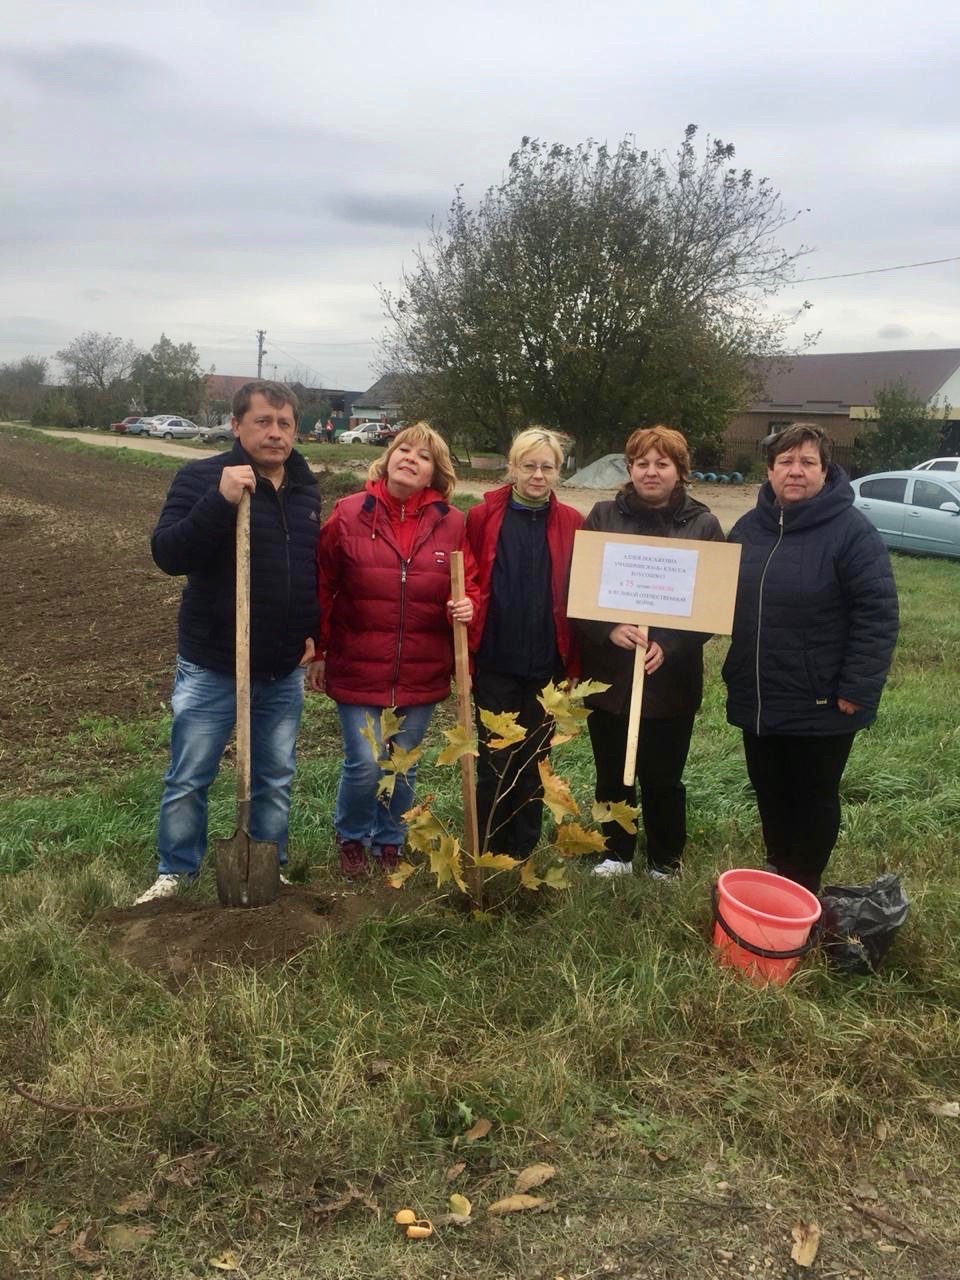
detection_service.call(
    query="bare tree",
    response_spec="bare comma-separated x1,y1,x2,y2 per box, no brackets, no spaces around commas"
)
56,331,141,391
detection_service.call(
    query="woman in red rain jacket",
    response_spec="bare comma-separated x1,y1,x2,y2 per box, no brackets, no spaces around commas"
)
309,424,478,880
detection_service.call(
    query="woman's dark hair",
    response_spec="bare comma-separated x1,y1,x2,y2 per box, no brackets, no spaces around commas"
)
767,423,830,468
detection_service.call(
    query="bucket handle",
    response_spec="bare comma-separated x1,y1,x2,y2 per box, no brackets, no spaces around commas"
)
712,885,822,961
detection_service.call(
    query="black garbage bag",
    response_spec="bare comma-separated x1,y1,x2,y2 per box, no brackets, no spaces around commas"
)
819,874,910,975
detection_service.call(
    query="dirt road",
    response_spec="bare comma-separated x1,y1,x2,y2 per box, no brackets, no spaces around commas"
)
40,430,759,528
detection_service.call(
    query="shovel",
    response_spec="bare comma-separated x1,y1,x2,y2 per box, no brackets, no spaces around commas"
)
215,489,281,908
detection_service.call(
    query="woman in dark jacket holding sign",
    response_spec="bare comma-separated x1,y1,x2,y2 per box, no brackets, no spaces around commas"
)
723,424,898,893
576,426,725,879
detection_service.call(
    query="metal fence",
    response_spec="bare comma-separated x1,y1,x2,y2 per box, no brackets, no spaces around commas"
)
710,437,855,475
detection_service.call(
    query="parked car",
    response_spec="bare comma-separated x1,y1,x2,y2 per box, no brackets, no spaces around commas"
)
372,424,403,445
337,423,383,445
851,470,960,559
111,416,152,435
912,457,960,474
196,422,234,443
148,416,200,440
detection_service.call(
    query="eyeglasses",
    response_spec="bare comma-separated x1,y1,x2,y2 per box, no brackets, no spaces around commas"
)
518,462,558,475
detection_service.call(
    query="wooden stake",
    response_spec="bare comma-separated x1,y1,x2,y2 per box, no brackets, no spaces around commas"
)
451,551,481,904
622,626,648,786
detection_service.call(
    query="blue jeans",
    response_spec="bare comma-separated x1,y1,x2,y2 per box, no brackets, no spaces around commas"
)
157,657,306,877
334,702,437,847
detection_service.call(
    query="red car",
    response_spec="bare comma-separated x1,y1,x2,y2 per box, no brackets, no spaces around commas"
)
111,416,152,435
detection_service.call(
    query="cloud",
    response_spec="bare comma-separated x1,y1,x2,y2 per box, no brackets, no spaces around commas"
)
876,324,912,340
328,193,446,230
5,41,165,94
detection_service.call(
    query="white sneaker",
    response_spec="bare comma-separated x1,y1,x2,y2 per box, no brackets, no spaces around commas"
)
592,858,633,878
133,874,181,905
646,866,677,882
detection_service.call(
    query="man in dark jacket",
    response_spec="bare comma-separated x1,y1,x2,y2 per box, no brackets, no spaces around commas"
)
134,381,322,904
723,424,898,892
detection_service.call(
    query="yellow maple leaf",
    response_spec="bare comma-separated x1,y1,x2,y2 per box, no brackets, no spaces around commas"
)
538,758,579,823
479,708,526,750
542,864,572,890
569,678,611,701
387,861,419,889
387,745,422,776
359,712,381,763
437,723,479,765
376,773,396,800
379,707,405,741
592,799,640,834
519,860,542,891
474,852,520,872
555,822,606,857
428,835,467,893
404,803,446,853
537,680,590,737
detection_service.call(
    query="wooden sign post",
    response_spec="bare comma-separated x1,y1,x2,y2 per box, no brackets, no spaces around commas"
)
567,530,742,785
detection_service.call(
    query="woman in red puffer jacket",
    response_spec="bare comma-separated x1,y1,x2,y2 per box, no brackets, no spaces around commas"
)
309,424,478,880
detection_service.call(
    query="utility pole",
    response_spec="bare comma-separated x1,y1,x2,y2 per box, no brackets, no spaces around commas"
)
256,329,267,378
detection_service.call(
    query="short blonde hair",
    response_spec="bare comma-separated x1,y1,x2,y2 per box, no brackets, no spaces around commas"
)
368,422,457,500
507,427,564,480
624,425,690,484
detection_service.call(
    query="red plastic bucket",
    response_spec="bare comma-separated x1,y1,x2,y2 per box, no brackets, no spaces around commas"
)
712,869,821,985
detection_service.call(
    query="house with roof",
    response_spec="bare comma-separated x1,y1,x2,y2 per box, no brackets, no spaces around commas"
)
201,374,362,419
348,373,406,427
725,349,960,464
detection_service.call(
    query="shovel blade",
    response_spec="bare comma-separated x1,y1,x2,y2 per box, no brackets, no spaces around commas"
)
215,830,280,908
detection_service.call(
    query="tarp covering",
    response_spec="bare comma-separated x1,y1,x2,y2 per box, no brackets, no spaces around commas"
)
564,454,628,488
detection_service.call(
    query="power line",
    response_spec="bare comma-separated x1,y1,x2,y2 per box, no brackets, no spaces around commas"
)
793,254,960,284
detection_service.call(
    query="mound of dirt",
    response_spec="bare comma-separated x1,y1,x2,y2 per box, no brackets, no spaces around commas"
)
97,885,385,977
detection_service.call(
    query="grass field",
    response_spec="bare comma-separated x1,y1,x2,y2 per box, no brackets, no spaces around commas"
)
1,432,959,1277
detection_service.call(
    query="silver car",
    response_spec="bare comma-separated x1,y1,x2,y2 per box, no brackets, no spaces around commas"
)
852,470,960,560
148,416,200,440
196,423,234,443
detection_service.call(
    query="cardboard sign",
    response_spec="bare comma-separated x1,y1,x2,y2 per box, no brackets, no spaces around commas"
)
567,528,742,786
568,530,741,633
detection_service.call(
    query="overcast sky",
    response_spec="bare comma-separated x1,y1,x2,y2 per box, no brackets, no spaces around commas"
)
3,0,959,392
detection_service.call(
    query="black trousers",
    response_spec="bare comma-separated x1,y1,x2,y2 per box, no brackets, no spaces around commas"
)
587,707,696,870
741,730,856,894
474,669,557,858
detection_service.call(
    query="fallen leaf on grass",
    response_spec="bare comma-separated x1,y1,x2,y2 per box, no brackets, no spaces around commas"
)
926,1100,959,1118
448,1193,472,1216
875,1120,890,1141
104,1223,157,1252
157,1145,219,1186
209,1249,240,1270
487,1194,546,1215
464,1118,492,1141
312,1183,379,1216
854,1204,920,1244
514,1163,556,1193
790,1219,821,1268
112,1191,154,1214
876,1240,899,1253
445,1161,466,1181
47,1218,71,1236
432,1212,473,1228
69,1227,102,1266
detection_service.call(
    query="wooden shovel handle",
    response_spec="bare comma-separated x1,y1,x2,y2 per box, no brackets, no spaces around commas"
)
235,490,251,809
451,552,481,902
